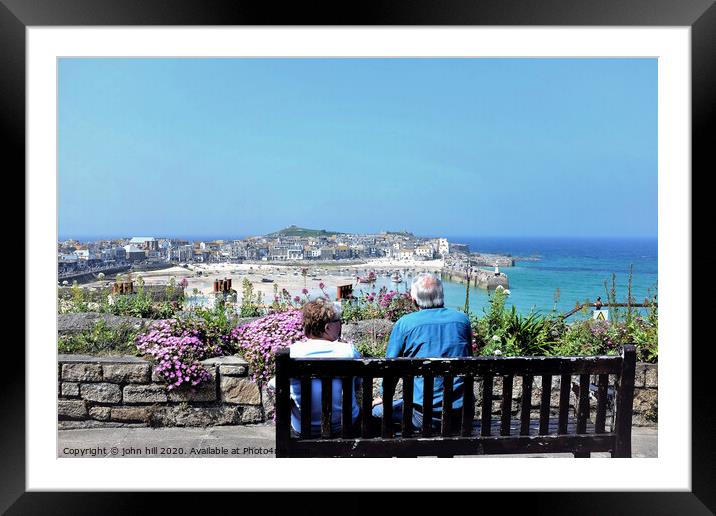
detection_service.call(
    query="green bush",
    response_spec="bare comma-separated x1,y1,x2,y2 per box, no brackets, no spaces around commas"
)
239,278,265,317
103,291,180,319
188,298,236,353
471,288,559,357
58,321,140,355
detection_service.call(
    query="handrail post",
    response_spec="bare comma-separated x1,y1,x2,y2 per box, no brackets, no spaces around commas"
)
274,348,292,458
613,344,636,457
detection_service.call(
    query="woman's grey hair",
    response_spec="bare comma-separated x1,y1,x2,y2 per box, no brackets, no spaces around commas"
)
410,273,444,309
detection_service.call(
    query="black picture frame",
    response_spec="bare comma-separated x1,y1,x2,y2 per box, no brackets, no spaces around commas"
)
4,0,712,513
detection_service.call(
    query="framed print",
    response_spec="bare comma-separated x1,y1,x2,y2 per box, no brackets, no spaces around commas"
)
3,0,713,512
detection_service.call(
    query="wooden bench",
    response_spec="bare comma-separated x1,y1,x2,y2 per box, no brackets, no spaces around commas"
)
274,345,636,458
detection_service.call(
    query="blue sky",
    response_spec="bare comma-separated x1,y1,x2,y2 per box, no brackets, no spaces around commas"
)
58,58,657,240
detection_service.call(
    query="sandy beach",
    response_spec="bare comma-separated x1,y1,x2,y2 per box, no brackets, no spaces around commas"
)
86,259,444,302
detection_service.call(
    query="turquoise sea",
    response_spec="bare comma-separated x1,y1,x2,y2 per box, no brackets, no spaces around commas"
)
354,237,658,319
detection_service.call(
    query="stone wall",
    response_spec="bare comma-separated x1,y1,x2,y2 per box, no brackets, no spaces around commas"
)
58,355,266,429
632,362,658,425
58,284,185,302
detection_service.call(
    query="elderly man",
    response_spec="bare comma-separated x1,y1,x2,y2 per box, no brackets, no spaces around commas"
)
372,273,472,432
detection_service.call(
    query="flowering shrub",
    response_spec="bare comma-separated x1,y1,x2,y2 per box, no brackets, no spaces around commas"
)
230,310,305,384
135,318,228,390
342,287,417,323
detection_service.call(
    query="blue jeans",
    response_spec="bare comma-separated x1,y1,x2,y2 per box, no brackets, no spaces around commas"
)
371,400,443,431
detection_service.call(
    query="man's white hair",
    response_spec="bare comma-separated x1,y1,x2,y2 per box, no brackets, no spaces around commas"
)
410,273,444,309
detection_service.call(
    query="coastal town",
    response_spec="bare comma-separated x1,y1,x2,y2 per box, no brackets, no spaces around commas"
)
58,226,517,280
56,226,527,306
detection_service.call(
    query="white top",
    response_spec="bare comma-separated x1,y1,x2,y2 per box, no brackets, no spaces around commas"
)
285,339,362,435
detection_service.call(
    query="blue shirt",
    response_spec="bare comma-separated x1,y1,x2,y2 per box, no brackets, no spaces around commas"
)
385,308,472,412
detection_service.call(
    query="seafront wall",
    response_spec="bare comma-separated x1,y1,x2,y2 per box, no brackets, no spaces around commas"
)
441,268,509,290
58,354,657,428
58,284,185,302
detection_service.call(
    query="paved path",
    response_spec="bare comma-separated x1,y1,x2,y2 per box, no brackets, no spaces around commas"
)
58,424,657,458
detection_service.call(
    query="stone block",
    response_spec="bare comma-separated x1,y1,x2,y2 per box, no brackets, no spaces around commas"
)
220,377,261,404
644,365,658,388
204,365,218,381
80,383,122,403
123,384,168,403
89,406,111,421
61,382,80,397
102,363,151,384
62,363,102,382
261,384,276,421
149,405,241,427
632,410,658,426
633,388,657,413
58,400,87,419
168,381,217,402
111,406,150,423
219,364,247,377
58,420,148,430
633,364,646,388
240,406,264,424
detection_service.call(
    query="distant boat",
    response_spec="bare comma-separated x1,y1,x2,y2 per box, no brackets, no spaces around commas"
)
357,271,377,284
261,278,274,283
391,273,403,283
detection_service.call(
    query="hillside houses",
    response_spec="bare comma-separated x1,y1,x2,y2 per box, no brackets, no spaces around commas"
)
57,228,468,273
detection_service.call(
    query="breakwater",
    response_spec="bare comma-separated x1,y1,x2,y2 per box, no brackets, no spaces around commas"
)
59,265,131,285
441,267,509,290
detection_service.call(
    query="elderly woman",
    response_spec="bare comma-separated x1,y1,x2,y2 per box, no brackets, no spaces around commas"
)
286,298,362,436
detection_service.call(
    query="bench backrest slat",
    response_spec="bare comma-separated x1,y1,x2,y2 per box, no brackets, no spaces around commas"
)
382,376,397,438
520,374,533,435
422,375,434,437
481,374,494,437
595,374,609,434
274,350,292,457
300,377,312,438
500,375,514,436
614,346,636,457
558,373,571,434
341,377,352,438
402,376,414,437
360,376,372,438
461,375,474,437
320,378,332,438
539,374,552,435
441,375,454,437
577,374,591,434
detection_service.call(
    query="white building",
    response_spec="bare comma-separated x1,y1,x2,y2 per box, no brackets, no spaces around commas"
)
438,238,450,256
287,247,304,260
415,245,434,259
124,244,147,262
399,249,414,261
